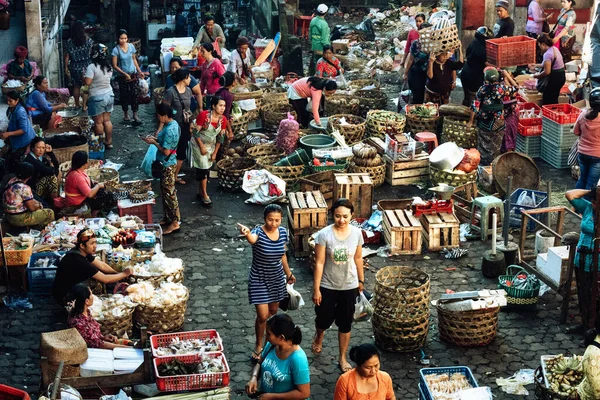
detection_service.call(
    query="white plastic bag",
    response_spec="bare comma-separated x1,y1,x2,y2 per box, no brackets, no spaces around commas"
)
286,284,305,310
242,169,286,204
353,291,373,322
516,191,536,207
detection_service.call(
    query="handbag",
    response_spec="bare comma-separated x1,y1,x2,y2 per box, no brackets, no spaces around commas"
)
568,138,579,166
174,88,193,124
151,149,176,179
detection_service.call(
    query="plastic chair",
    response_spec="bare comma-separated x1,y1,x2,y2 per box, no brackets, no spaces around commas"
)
294,16,312,39
415,132,438,153
470,196,504,240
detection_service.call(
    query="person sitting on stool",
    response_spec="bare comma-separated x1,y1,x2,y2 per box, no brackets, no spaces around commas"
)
52,228,132,305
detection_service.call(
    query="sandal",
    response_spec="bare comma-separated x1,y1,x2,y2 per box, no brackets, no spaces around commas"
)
176,178,187,185
105,143,114,149
123,116,131,122
250,349,262,363
311,334,322,354
338,362,352,373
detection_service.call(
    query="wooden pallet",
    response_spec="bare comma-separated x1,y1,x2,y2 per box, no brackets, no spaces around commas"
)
299,170,335,209
288,191,328,229
332,173,374,219
420,212,460,251
382,209,422,255
287,216,320,258
384,154,430,186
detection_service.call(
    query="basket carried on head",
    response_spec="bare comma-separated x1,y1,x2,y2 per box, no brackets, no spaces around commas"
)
325,94,360,116
327,114,366,145
2,83,26,94
371,266,430,352
262,88,289,105
436,305,500,347
498,265,541,306
348,79,380,91
442,117,478,148
419,23,461,55
406,103,440,134
261,102,297,132
348,161,385,187
247,143,284,159
217,157,257,191
430,165,477,186
257,155,305,183
134,289,189,334
356,90,389,117
153,87,165,105
366,110,407,139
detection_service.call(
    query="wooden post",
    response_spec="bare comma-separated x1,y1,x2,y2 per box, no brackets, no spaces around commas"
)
560,233,579,324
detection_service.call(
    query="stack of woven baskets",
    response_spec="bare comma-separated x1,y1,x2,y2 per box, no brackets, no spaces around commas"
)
348,79,388,118
436,301,500,347
40,328,88,378
349,143,385,187
371,266,431,352
442,117,478,148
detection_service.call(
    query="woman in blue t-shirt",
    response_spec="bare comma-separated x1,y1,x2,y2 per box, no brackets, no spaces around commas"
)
246,314,311,399
111,29,144,123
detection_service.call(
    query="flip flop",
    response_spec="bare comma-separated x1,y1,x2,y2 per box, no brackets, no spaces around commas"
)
163,227,181,236
338,362,353,373
105,143,114,149
176,179,187,185
311,334,322,354
123,116,131,122
250,349,262,363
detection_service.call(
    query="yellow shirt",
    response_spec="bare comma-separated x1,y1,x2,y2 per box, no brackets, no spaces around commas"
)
578,335,600,400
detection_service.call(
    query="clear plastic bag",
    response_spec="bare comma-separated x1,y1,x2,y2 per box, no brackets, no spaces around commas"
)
353,291,373,322
286,284,305,310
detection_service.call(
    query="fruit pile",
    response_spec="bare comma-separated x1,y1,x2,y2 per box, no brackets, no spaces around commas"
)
112,229,137,246
544,355,583,398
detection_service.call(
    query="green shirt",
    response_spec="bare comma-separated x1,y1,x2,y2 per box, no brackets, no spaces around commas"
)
309,16,330,52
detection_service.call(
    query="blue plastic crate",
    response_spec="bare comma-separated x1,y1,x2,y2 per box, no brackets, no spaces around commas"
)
89,144,105,160
26,252,65,295
508,188,548,231
420,366,478,400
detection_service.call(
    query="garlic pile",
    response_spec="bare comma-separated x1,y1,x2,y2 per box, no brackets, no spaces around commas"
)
131,253,183,277
88,294,137,321
146,282,188,307
126,281,155,303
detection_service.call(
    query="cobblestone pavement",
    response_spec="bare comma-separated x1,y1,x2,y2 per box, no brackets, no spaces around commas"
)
0,90,586,399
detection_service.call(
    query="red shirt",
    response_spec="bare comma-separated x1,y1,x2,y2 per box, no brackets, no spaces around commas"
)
196,110,227,130
68,311,105,349
404,29,420,56
64,169,91,207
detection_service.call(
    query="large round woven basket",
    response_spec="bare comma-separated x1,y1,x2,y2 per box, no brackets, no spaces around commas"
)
366,110,407,139
128,268,184,287
262,88,288,105
406,113,440,134
371,266,430,352
348,79,380,91
217,157,257,191
96,305,135,338
153,87,164,105
257,155,305,183
324,94,360,116
231,111,252,138
232,84,264,101
442,117,478,148
88,167,120,187
436,305,500,347
247,143,284,159
327,114,366,145
53,143,90,164
356,90,389,117
58,116,93,134
261,102,297,132
134,290,189,334
348,161,385,187
430,165,477,186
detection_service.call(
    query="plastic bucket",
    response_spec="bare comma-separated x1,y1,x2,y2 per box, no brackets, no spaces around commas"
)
274,148,310,166
535,229,554,255
299,134,336,157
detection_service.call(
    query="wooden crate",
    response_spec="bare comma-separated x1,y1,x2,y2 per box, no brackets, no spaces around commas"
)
288,191,328,229
382,209,422,255
452,182,478,223
332,173,373,219
384,154,430,186
299,171,335,209
420,212,460,251
287,216,320,258
366,137,386,155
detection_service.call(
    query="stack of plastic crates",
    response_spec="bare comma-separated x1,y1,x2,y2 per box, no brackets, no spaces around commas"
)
516,102,543,158
540,104,580,169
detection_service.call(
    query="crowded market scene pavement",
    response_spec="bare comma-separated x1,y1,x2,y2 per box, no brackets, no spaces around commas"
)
0,0,600,399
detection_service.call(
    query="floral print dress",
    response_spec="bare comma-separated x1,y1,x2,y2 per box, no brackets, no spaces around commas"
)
315,56,342,78
67,311,105,348
65,38,94,87
471,83,518,131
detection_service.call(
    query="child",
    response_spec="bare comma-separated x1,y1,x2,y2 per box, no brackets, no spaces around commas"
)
191,96,227,206
425,46,464,106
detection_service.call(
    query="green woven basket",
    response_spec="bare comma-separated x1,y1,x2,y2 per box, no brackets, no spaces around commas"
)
498,265,540,304
309,157,348,172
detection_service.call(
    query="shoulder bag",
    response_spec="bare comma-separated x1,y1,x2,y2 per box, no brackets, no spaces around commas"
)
174,87,193,124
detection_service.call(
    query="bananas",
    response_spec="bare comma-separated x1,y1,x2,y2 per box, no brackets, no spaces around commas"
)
544,355,584,398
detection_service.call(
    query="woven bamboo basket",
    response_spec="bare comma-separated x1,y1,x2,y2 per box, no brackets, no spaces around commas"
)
442,117,478,148
356,90,389,117
247,143,284,159
324,94,360,116
371,266,431,352
0,238,33,266
430,165,477,186
326,114,366,145
134,290,189,334
348,161,385,187
257,155,305,183
128,268,184,287
406,113,440,134
419,25,461,55
436,305,500,347
232,84,264,101
53,143,90,164
58,116,93,134
153,87,164,105
261,102,296,131
534,366,579,400
59,160,104,189
262,89,288,105
40,328,88,364
96,306,135,338
348,79,380,91
231,111,252,137
217,157,257,191
88,167,120,187
2,83,26,94
47,363,81,379
365,110,407,139
129,38,142,54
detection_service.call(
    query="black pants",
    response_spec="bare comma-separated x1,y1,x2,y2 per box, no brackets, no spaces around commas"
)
118,76,139,113
408,68,427,105
542,68,566,106
176,121,191,161
289,98,309,128
315,287,359,333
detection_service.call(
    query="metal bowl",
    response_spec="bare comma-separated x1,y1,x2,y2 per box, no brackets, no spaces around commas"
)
428,184,455,200
57,110,80,118
429,142,464,171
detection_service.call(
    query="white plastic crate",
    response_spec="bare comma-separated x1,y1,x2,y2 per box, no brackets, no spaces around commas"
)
516,134,541,158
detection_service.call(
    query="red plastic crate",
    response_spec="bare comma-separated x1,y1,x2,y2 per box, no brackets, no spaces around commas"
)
151,330,223,358
518,102,542,125
0,385,31,400
518,119,542,136
486,36,536,67
354,218,381,245
154,352,230,392
542,104,582,125
118,201,154,224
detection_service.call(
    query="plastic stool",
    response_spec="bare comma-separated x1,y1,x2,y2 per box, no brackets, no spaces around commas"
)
293,16,312,39
415,132,438,153
470,196,504,240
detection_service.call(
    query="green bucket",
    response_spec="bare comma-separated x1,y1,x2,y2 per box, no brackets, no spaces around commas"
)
274,148,310,166
299,134,337,157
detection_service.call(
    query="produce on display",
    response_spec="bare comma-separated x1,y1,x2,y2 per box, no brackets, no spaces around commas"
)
88,294,137,320
155,336,222,357
424,373,474,399
352,143,383,167
157,356,226,376
130,252,183,277
126,282,155,303
455,149,481,173
409,105,437,118
145,282,188,307
543,355,583,398
4,235,34,250
112,229,137,246
275,113,299,154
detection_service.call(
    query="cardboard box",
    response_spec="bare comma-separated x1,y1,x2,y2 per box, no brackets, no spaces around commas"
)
332,39,350,54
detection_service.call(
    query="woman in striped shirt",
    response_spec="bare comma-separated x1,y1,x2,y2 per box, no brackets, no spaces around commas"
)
239,204,296,363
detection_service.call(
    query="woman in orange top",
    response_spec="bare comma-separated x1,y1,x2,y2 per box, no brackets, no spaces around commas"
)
334,344,396,400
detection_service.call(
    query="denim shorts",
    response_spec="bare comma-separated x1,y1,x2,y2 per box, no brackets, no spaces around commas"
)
87,92,114,117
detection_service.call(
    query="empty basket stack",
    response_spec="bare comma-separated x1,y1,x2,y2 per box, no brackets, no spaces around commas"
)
540,104,581,169
516,102,542,158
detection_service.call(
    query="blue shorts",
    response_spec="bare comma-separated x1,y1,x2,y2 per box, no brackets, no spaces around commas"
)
88,92,114,117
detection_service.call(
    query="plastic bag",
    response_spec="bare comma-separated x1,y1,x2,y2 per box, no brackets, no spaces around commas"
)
286,284,305,310
138,77,149,96
242,169,286,204
353,291,373,322
140,145,158,178
516,191,536,207
496,369,535,395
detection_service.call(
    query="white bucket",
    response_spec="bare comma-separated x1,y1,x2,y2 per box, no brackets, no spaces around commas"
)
535,230,554,255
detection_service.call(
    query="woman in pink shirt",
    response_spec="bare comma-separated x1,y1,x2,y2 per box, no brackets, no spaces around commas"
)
199,43,226,105
574,88,600,190
287,76,337,128
401,13,426,67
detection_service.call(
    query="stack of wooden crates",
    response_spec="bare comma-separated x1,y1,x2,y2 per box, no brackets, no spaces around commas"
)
287,191,328,257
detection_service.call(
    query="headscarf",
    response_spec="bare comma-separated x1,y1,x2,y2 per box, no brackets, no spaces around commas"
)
484,67,499,84
90,43,108,60
14,46,28,59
